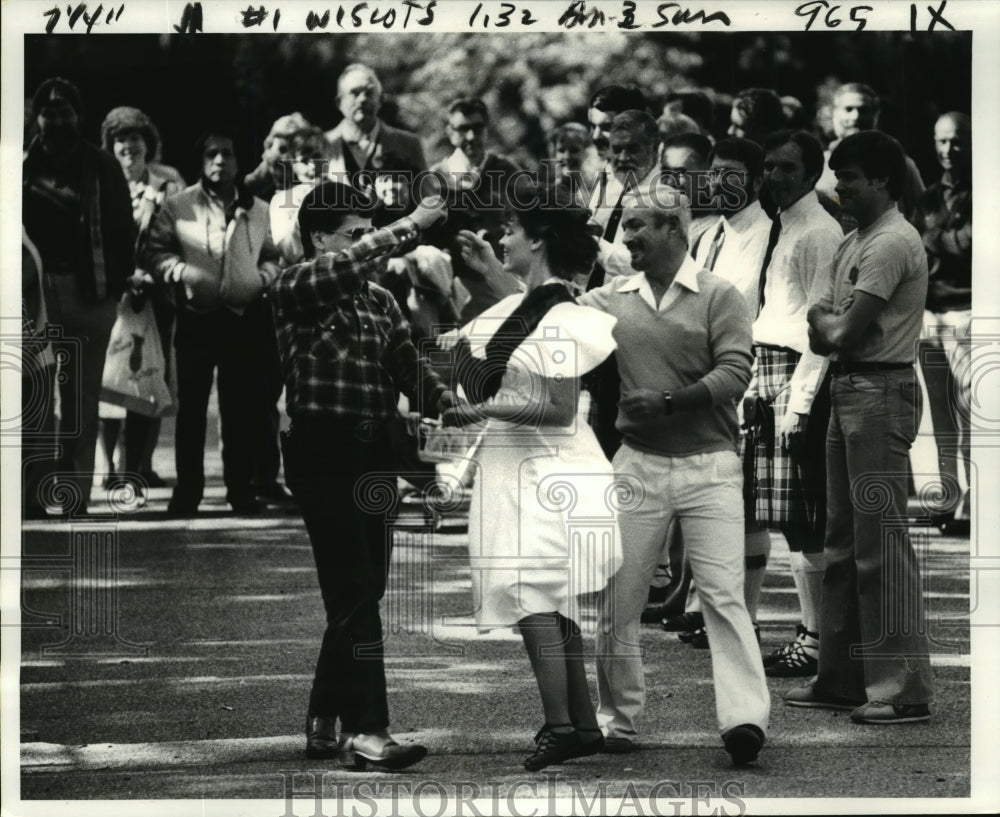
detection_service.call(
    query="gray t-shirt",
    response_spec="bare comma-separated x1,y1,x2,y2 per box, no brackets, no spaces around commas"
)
824,208,928,363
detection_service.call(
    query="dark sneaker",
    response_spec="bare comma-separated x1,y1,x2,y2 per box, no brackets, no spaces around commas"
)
850,702,930,724
783,683,864,711
722,723,765,766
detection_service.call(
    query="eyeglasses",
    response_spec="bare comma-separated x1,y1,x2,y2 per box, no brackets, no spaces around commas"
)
339,227,377,241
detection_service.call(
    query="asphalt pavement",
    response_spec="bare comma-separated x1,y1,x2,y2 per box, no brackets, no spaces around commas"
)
11,414,979,814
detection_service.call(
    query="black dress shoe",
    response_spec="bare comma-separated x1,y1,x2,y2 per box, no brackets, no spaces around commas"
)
305,715,339,760
662,611,704,632
722,723,764,766
339,732,427,771
228,495,263,514
640,602,686,624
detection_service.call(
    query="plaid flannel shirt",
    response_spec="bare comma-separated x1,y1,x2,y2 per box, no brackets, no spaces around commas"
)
269,216,446,421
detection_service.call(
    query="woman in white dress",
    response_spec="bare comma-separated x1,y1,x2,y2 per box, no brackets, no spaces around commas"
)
440,184,621,772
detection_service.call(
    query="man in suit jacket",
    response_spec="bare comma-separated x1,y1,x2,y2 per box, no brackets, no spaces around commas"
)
145,128,280,517
324,63,426,180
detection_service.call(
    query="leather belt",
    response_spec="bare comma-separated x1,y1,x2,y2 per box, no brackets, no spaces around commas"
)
829,361,912,375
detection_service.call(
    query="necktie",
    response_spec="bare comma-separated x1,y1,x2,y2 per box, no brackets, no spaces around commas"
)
757,215,782,313
704,221,726,271
603,189,626,242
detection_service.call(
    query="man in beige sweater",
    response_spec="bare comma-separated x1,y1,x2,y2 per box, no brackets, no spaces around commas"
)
579,182,770,767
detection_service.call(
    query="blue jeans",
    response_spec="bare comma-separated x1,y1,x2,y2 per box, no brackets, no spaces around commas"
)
817,368,934,705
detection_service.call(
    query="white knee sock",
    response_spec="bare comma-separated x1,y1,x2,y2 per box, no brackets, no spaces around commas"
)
790,550,826,635
743,529,771,622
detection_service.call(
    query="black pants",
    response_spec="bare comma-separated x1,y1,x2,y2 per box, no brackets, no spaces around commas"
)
282,417,397,733
173,306,257,504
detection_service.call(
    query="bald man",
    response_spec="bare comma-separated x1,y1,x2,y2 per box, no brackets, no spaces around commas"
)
579,183,769,766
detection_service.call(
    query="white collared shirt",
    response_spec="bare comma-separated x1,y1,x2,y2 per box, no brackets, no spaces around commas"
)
610,252,701,313
693,199,771,321
752,190,843,415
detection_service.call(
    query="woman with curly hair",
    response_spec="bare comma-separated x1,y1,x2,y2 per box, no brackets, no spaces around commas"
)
98,106,184,498
440,183,622,771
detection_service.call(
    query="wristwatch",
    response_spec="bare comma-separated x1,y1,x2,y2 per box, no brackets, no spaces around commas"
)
662,390,674,415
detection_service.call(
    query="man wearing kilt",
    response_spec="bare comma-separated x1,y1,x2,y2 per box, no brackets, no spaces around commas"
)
747,130,842,676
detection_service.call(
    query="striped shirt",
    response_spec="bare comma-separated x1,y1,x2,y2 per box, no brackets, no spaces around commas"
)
269,217,446,421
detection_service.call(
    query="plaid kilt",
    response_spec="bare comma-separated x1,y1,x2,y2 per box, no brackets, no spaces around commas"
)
743,346,826,533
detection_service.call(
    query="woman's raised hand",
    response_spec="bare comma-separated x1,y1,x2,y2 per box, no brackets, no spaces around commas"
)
456,230,503,278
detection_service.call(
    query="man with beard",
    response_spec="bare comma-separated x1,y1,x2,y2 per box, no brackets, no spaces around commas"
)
693,137,772,317
666,137,772,649
583,111,661,462
22,77,135,517
591,111,662,282
659,132,715,246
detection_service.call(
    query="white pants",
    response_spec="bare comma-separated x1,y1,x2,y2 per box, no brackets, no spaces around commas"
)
595,446,771,736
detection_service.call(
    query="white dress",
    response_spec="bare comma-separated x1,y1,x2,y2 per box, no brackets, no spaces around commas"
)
462,294,623,632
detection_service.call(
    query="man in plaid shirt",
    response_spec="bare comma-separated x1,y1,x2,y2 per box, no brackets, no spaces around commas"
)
270,181,455,770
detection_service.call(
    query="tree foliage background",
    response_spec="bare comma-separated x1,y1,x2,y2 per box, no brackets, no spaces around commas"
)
25,29,970,183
